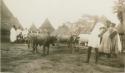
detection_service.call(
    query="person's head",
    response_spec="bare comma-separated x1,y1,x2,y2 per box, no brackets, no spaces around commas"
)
105,20,111,28
12,25,16,29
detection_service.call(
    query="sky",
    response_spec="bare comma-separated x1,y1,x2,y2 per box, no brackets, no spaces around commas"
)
4,0,119,29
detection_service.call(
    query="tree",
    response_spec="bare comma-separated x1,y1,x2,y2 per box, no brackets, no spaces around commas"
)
113,0,125,51
113,0,125,24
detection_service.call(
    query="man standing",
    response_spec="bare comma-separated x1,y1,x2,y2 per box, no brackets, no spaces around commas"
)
86,22,105,63
10,25,17,43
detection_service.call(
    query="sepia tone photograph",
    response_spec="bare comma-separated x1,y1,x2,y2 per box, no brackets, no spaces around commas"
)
1,0,125,73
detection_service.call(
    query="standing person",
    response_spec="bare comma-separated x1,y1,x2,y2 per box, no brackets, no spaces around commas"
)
98,25,112,58
86,22,105,63
99,23,122,58
109,23,122,57
10,25,17,43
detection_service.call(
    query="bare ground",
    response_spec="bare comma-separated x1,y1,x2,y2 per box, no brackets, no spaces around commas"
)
1,43,125,73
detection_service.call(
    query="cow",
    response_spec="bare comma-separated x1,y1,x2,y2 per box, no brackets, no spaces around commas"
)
28,33,57,55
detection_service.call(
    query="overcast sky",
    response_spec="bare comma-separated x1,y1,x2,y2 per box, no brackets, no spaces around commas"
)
4,0,119,29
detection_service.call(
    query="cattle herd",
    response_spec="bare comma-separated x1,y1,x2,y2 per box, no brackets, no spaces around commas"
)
16,32,83,55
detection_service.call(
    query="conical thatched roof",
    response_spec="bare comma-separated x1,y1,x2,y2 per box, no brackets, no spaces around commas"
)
51,24,70,37
39,18,55,33
29,24,37,33
1,0,23,31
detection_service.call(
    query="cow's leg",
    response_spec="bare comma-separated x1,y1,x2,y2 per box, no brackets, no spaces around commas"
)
33,44,35,53
72,44,75,54
43,46,46,55
28,40,30,48
68,42,71,48
33,44,37,53
78,46,80,53
35,44,38,53
47,45,50,55
35,45,37,53
86,46,92,63
28,43,30,48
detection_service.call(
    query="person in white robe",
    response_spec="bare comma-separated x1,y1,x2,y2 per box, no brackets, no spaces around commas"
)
99,27,112,54
105,23,122,57
86,22,105,63
99,23,122,58
10,25,17,43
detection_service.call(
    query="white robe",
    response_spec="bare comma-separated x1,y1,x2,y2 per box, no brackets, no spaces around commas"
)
10,27,17,42
99,30,112,53
88,22,104,48
99,27,122,54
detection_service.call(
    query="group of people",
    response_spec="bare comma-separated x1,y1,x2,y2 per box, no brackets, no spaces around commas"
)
10,22,122,61
10,25,28,43
86,22,122,63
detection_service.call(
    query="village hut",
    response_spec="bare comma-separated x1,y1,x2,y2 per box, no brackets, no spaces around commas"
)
39,18,55,34
1,0,23,42
51,24,70,39
29,23,38,33
78,21,97,44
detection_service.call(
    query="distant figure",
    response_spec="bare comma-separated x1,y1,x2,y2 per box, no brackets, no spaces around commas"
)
16,27,23,42
10,25,17,43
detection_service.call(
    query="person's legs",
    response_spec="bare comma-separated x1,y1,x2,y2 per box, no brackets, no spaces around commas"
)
86,46,92,63
32,44,35,53
95,48,99,63
47,45,50,55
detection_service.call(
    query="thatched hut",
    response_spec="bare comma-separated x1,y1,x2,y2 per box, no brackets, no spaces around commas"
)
1,0,23,42
51,24,70,39
29,24,38,33
39,18,55,34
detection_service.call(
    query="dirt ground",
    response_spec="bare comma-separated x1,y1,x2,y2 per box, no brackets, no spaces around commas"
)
1,43,125,73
